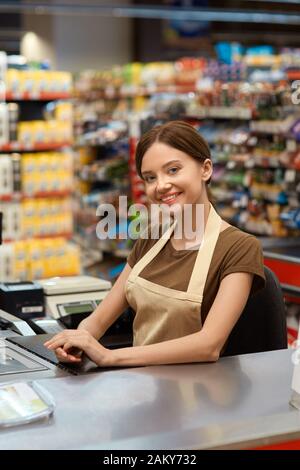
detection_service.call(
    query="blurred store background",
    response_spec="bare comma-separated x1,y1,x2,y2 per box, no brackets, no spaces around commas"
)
0,0,299,342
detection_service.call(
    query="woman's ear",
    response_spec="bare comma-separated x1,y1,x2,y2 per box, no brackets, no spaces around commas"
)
202,159,213,182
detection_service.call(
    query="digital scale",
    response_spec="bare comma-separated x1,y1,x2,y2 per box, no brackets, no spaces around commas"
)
38,276,112,320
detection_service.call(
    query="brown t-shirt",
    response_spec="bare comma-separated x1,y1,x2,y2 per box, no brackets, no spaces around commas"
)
127,226,266,324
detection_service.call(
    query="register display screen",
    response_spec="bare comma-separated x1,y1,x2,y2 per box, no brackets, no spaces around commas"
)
63,304,94,315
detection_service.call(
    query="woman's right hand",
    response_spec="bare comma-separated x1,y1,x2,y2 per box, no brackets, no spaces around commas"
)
53,345,83,363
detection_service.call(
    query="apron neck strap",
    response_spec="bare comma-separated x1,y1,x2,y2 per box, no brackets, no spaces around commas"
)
130,204,222,293
187,204,222,295
130,221,176,280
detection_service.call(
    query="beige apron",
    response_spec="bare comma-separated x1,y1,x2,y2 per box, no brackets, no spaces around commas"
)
125,204,222,346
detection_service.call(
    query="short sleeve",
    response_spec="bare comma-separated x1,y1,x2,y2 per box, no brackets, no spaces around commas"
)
127,222,161,268
127,239,139,267
127,238,149,268
220,235,266,295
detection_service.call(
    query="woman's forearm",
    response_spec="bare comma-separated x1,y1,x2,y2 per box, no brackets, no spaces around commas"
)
106,329,219,367
78,312,106,339
77,265,132,339
78,292,128,339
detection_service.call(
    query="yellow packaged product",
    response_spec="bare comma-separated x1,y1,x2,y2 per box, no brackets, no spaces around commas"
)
65,243,80,276
64,170,73,191
46,172,55,193
31,172,43,194
26,200,37,237
22,153,35,172
61,121,73,142
28,257,44,280
50,198,60,217
22,174,35,196
52,72,62,93
39,70,49,94
21,70,35,95
13,241,27,281
46,71,56,93
38,153,50,173
52,214,62,235
46,120,58,143
13,240,27,263
38,154,51,193
55,102,73,121
18,122,33,146
33,121,47,144
45,199,56,235
21,200,35,238
63,197,73,213
6,69,20,96
50,152,60,172
59,71,72,94
56,169,65,192
62,152,73,173
14,260,27,281
41,238,56,277
21,153,36,193
26,239,44,280
51,237,66,276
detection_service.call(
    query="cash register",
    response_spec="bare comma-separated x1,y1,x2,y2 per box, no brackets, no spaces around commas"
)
38,276,133,342
38,275,111,323
0,275,133,382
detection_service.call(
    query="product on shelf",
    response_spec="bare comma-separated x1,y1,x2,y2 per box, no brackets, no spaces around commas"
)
73,49,300,242
5,69,72,99
0,238,80,281
0,53,78,280
73,104,131,263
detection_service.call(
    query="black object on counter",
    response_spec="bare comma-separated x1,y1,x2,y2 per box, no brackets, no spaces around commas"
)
0,282,44,320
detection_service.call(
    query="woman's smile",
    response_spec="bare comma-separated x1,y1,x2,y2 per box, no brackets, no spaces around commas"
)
159,191,183,205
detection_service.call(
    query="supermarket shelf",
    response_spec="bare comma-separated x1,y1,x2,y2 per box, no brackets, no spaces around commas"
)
0,193,22,202
214,157,295,169
73,65,300,240
286,70,300,80
0,142,73,152
3,232,73,243
185,106,253,120
24,190,72,199
5,92,72,101
75,84,197,100
0,191,72,201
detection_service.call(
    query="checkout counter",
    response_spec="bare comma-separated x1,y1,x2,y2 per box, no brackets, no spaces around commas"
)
0,275,133,385
0,279,300,450
1,348,300,450
0,231,300,448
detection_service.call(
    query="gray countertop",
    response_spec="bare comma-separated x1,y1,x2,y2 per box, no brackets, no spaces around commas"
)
0,348,299,450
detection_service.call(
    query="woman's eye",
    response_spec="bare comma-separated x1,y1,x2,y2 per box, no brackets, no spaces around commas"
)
168,167,179,174
145,175,155,183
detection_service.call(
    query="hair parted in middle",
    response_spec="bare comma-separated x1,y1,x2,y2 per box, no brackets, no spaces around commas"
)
135,120,212,185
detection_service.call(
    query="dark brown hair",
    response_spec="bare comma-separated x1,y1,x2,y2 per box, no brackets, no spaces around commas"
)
135,120,212,185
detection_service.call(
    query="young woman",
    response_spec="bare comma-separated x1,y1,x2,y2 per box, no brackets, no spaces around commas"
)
45,121,265,366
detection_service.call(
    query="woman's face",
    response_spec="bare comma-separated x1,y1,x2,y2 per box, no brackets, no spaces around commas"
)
141,142,212,209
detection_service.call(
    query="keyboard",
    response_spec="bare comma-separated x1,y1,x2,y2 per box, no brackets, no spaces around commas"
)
6,334,98,375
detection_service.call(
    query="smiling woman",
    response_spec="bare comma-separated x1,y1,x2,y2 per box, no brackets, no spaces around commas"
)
45,121,266,368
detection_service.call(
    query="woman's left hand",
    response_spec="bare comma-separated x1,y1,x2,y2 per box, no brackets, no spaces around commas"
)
44,329,112,366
